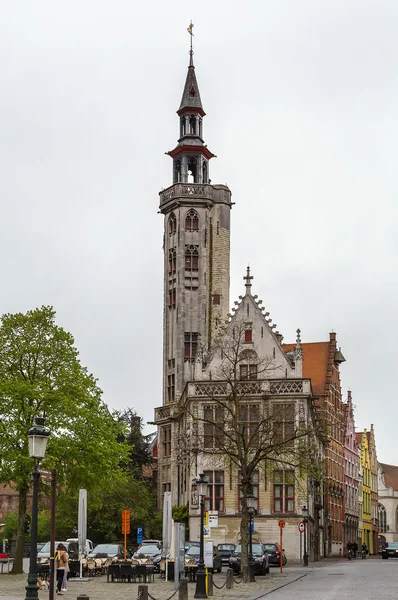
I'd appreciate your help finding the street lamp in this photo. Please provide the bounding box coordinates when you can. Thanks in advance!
[25,417,51,600]
[194,473,208,599]
[246,490,256,582]
[302,505,309,567]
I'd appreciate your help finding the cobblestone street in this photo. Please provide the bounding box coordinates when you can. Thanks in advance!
[0,568,306,600]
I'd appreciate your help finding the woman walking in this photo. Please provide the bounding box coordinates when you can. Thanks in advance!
[56,543,69,595]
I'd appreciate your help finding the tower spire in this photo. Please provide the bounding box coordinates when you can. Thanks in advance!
[187,20,194,67]
[244,265,253,292]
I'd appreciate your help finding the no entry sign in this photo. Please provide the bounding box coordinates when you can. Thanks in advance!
[298,521,305,533]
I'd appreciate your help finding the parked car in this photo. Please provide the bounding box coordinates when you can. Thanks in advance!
[133,542,162,559]
[38,541,78,560]
[382,542,398,559]
[186,544,222,573]
[229,543,270,575]
[88,543,127,559]
[66,538,94,555]
[263,543,287,566]
[185,541,200,553]
[217,543,235,565]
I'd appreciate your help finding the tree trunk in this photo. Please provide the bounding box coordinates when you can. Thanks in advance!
[240,503,249,573]
[12,486,28,574]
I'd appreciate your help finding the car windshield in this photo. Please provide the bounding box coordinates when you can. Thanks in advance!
[234,544,263,554]
[218,545,234,550]
[187,546,200,556]
[92,544,119,554]
[137,544,160,554]
[387,543,398,548]
[39,542,68,553]
[263,544,276,552]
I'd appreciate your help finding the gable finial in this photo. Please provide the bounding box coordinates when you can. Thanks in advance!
[187,21,194,66]
[244,265,253,292]
[295,328,303,360]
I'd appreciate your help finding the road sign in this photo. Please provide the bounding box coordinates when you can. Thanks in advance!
[298,521,305,533]
[122,509,131,534]
[203,525,211,539]
[208,511,218,528]
[278,520,286,528]
[137,527,143,544]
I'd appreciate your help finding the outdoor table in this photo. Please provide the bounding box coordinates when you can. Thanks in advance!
[107,563,137,583]
[135,563,154,583]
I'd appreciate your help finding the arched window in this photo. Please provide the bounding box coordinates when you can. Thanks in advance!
[202,161,208,184]
[174,160,181,183]
[185,209,199,231]
[199,119,202,138]
[169,213,177,235]
[239,350,258,380]
[168,248,176,273]
[379,504,387,533]
[180,117,186,137]
[188,157,198,183]
[185,245,199,271]
[189,115,196,134]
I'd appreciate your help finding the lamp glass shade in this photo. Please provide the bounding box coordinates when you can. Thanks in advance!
[302,505,309,517]
[196,474,208,497]
[28,433,49,459]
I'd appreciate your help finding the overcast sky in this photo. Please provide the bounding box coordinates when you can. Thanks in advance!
[1,1,397,463]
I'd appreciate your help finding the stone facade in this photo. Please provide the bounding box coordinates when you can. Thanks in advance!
[343,391,359,549]
[378,462,398,548]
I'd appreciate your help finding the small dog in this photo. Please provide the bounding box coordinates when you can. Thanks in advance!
[38,579,49,591]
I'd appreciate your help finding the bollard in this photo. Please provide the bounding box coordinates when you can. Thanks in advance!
[207,572,213,596]
[242,565,250,583]
[77,595,89,600]
[179,577,188,600]
[226,568,234,589]
[137,584,148,600]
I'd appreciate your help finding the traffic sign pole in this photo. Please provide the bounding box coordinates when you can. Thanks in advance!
[278,520,285,574]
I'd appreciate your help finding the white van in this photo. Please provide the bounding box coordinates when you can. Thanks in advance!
[66,538,94,555]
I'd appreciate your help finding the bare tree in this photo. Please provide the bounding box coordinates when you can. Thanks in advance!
[180,319,322,575]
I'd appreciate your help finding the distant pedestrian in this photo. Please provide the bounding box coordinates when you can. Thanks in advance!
[56,543,69,595]
[353,542,358,558]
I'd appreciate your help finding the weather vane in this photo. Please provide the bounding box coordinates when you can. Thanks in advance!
[187,21,194,61]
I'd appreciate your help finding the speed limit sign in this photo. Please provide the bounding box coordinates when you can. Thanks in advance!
[298,521,305,533]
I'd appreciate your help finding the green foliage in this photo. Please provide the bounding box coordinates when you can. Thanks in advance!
[172,504,189,538]
[0,306,130,570]
[3,511,18,540]
[37,511,51,542]
[116,408,154,479]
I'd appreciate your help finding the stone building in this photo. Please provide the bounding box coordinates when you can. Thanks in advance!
[356,431,372,551]
[343,391,359,550]
[284,335,346,556]
[154,43,326,561]
[367,426,379,554]
[378,462,398,548]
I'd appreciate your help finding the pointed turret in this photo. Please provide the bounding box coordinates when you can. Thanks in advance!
[178,51,205,117]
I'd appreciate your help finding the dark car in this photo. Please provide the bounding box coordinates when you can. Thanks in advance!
[382,542,398,559]
[185,541,200,553]
[229,543,269,575]
[217,544,235,565]
[263,543,287,566]
[186,544,222,573]
[88,543,127,559]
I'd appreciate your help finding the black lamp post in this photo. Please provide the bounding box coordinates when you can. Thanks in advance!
[25,417,51,600]
[246,490,256,582]
[194,473,208,599]
[302,505,309,567]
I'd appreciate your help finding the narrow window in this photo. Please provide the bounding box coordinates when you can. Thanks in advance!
[202,161,208,183]
[213,293,221,305]
[174,159,181,183]
[188,157,198,183]
[169,213,177,235]
[273,470,295,513]
[162,426,172,456]
[216,221,220,235]
[185,245,199,271]
[204,471,224,512]
[244,329,252,343]
[189,115,196,134]
[184,332,199,359]
[273,347,276,359]
[261,327,263,338]
[167,375,175,401]
[168,248,176,273]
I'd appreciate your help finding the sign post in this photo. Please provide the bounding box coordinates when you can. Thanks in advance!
[278,520,285,574]
[121,509,131,560]
[298,521,304,565]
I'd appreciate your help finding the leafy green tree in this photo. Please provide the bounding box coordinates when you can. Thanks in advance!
[172,504,189,538]
[3,511,18,541]
[0,306,129,572]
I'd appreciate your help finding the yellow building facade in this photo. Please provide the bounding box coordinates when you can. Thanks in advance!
[357,431,372,552]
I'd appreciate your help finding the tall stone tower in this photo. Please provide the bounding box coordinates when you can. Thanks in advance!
[159,42,232,408]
